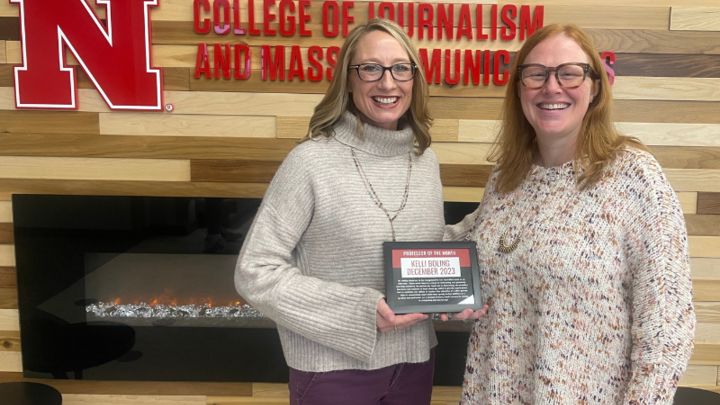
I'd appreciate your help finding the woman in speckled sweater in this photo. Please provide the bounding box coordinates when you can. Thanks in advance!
[446,24,695,404]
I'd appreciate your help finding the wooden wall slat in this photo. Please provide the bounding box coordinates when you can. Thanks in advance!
[0,224,12,244]
[0,330,18,351]
[616,123,720,147]
[652,147,720,169]
[677,192,697,215]
[698,193,720,215]
[504,0,719,5]
[694,280,720,302]
[99,114,276,138]
[62,394,206,405]
[671,7,720,31]
[0,133,298,161]
[0,39,5,63]
[0,179,269,200]
[614,100,720,124]
[614,54,720,78]
[440,164,493,187]
[0,245,14,267]
[0,157,191,182]
[613,77,720,102]
[691,344,720,365]
[665,169,720,192]
[0,287,16,309]
[458,120,498,143]
[191,160,281,183]
[586,29,720,55]
[276,117,459,141]
[433,143,492,164]
[686,215,720,236]
[696,323,720,344]
[691,258,720,280]
[163,67,191,91]
[0,110,99,134]
[0,202,10,221]
[0,17,18,41]
[689,236,720,259]
[679,365,720,385]
[0,351,21,372]
[443,186,484,203]
[0,310,17,331]
[0,267,15,288]
[695,302,720,323]
[165,91,323,117]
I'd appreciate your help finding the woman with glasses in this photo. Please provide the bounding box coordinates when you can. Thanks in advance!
[446,24,695,404]
[236,18,484,405]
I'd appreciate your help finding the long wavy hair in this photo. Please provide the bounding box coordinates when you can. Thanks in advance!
[489,24,648,193]
[302,18,433,155]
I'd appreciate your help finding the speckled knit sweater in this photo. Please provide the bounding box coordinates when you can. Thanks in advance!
[235,112,443,372]
[446,148,695,405]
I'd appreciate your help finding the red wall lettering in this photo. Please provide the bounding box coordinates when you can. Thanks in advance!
[12,0,163,110]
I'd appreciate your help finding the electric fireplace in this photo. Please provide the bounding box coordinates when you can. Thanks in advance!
[13,194,477,384]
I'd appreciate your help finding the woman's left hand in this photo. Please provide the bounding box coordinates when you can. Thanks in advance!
[439,305,489,322]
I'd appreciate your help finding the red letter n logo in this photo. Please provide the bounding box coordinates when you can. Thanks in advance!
[12,0,163,110]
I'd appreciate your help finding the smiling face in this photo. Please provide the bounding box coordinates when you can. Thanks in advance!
[519,34,599,148]
[348,30,414,131]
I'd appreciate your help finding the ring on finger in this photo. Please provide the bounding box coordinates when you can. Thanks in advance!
[394,325,399,331]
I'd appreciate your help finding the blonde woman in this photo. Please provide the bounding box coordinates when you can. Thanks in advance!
[235,19,484,405]
[447,24,695,404]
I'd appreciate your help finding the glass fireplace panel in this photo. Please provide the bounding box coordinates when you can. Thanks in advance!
[13,194,479,384]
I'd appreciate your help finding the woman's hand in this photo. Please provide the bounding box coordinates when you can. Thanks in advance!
[376,298,429,333]
[439,305,489,322]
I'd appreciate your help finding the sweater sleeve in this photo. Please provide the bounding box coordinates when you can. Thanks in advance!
[234,146,384,363]
[620,152,695,404]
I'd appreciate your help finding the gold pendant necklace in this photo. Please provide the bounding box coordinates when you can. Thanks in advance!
[498,227,521,254]
[351,148,412,241]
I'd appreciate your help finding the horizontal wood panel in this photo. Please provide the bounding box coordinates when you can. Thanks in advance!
[614,53,720,78]
[0,245,14,267]
[613,77,720,102]
[0,330,18,351]
[433,143,492,164]
[686,215,720,236]
[652,147,720,170]
[276,117,459,141]
[694,280,720,302]
[691,258,720,280]
[0,351,21,372]
[0,110,99,134]
[695,323,720,344]
[677,192,697,215]
[0,40,4,63]
[698,193,720,215]
[613,100,720,124]
[458,120,498,143]
[679,365,719,385]
[0,310,17,331]
[0,179,269,200]
[586,29,720,55]
[0,157,190,182]
[0,372,254,396]
[0,267,15,288]
[665,169,720,192]
[191,160,281,183]
[443,186,484,203]
[616,123,720,147]
[440,164,493,187]
[695,302,720,323]
[0,201,10,221]
[0,287,16,309]
[0,133,298,161]
[166,90,323,117]
[0,223,12,244]
[99,113,276,138]
[690,343,720,365]
[689,236,720,259]
[63,395,206,405]
[671,7,720,31]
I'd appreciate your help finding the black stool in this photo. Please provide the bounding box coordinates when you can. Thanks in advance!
[674,387,720,404]
[0,382,62,405]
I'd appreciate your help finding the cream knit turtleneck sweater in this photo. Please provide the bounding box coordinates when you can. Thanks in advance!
[235,112,444,372]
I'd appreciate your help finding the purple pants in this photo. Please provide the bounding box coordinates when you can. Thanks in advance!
[288,349,435,405]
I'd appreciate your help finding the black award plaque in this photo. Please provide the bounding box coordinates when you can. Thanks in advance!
[383,241,482,314]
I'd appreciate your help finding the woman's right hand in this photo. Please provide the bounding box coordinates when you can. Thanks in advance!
[376,298,429,333]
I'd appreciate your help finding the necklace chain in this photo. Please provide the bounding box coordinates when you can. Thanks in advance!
[351,148,412,241]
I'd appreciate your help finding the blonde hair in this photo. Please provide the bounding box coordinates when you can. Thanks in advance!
[489,24,648,193]
[303,18,433,154]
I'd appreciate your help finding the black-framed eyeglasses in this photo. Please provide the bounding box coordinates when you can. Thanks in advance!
[348,63,417,82]
[517,63,598,89]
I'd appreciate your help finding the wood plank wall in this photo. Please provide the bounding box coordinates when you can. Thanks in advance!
[1,0,720,403]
